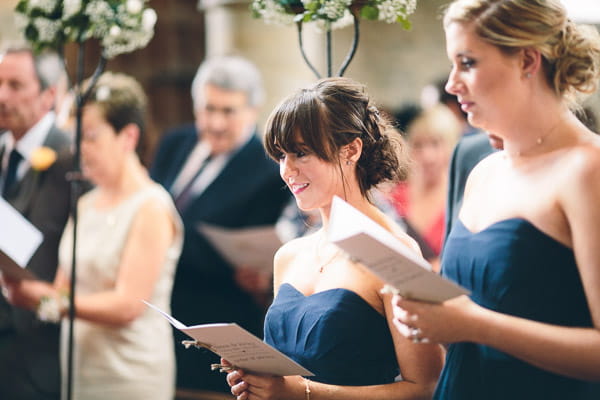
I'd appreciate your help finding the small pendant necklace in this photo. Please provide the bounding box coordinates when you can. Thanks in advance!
[315,232,341,273]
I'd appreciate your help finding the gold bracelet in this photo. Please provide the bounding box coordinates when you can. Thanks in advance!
[304,377,311,400]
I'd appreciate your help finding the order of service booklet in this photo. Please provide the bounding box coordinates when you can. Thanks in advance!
[144,301,314,377]
[0,197,42,279]
[328,196,469,303]
[197,223,282,273]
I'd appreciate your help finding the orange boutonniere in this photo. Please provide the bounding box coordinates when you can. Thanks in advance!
[30,146,57,172]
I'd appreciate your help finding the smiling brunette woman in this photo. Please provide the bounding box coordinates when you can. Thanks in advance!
[224,77,444,400]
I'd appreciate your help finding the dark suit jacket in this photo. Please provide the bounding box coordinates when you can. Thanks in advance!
[150,123,291,392]
[443,131,496,246]
[0,125,73,400]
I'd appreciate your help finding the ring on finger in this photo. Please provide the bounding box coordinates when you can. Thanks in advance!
[410,327,424,343]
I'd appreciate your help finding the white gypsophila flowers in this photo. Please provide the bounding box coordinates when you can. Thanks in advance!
[142,8,158,32]
[28,0,57,14]
[321,0,352,21]
[33,17,61,42]
[16,0,156,58]
[126,0,143,14]
[102,29,152,58]
[117,3,138,26]
[63,0,82,19]
[253,0,295,26]
[315,11,353,31]
[252,0,417,30]
[377,0,416,23]
[109,25,121,37]
[85,0,115,33]
[81,1,114,40]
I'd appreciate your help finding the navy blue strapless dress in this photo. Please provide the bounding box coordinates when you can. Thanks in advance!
[436,218,598,399]
[264,283,399,385]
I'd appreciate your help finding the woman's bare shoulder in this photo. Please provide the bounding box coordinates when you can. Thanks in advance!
[274,232,318,274]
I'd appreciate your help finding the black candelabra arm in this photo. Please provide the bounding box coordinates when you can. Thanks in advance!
[296,14,361,79]
[296,21,322,79]
[66,39,106,400]
[337,13,360,77]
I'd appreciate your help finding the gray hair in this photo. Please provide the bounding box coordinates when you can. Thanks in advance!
[35,51,66,91]
[191,55,265,110]
[0,41,65,91]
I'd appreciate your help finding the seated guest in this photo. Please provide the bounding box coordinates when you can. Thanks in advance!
[226,77,443,399]
[2,72,183,400]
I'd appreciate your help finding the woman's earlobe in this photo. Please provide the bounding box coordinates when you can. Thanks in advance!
[343,137,363,163]
[521,47,541,78]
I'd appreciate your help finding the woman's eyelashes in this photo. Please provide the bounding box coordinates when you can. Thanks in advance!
[278,149,309,161]
[459,57,476,70]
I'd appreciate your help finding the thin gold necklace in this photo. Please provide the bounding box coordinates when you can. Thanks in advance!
[315,231,342,273]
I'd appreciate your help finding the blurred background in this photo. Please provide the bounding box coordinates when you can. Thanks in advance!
[1,0,598,160]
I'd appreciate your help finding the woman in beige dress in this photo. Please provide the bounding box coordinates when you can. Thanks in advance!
[3,72,183,400]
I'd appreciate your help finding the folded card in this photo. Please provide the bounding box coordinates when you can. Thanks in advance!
[0,197,41,279]
[144,301,313,377]
[328,196,469,303]
[197,223,282,273]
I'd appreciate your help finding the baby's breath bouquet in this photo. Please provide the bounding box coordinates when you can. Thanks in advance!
[251,0,417,30]
[14,0,157,58]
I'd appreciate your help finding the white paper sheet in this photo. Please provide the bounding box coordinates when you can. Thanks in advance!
[328,196,469,303]
[144,301,314,377]
[0,197,42,279]
[197,223,282,273]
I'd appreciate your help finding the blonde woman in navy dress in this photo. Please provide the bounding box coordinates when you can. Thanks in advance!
[392,1,600,399]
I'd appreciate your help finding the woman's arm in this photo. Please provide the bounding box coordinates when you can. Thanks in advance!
[71,197,177,326]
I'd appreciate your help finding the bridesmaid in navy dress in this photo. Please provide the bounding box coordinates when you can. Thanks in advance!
[226,77,444,399]
[392,1,600,399]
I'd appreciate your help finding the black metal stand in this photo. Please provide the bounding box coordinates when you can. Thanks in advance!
[296,13,360,78]
[65,40,106,400]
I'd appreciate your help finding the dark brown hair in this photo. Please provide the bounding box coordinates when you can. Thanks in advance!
[85,72,149,160]
[264,77,408,197]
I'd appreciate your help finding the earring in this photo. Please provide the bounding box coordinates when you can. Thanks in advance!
[346,160,352,166]
[525,72,532,79]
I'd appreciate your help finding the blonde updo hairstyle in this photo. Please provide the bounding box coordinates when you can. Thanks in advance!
[264,77,408,199]
[443,0,600,106]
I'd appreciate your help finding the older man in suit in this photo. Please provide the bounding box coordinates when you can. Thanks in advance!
[150,55,291,396]
[0,45,72,400]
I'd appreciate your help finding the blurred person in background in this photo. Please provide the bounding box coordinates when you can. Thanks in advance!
[0,42,71,400]
[389,104,461,271]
